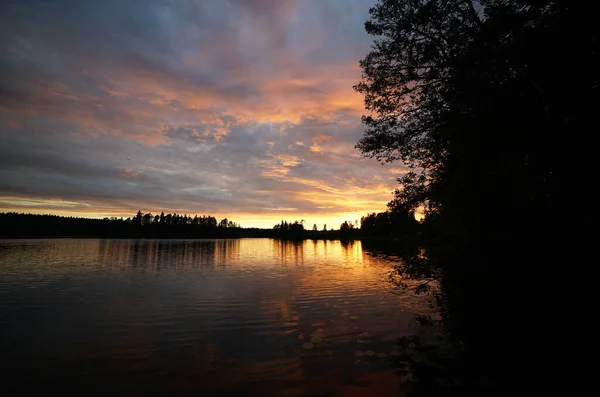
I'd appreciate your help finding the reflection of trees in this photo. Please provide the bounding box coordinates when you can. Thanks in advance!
[272,239,304,266]
[340,240,355,258]
[340,240,367,266]
[99,240,241,269]
[98,239,138,268]
[213,239,240,264]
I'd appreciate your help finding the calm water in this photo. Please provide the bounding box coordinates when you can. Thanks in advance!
[0,239,433,397]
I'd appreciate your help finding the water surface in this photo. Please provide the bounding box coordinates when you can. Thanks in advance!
[0,239,432,396]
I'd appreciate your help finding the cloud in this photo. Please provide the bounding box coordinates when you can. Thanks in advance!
[0,0,408,227]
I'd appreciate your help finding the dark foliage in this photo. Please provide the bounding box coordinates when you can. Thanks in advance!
[360,206,419,238]
[0,212,249,239]
[1,213,416,241]
[339,220,359,236]
[272,220,306,239]
[356,0,595,395]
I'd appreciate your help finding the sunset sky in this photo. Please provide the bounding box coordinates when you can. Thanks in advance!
[0,0,407,229]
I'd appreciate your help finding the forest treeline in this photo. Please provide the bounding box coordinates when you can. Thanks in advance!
[0,211,249,238]
[0,207,420,240]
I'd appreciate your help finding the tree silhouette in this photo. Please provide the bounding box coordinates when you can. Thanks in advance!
[340,221,352,231]
[355,0,596,395]
[133,210,143,227]
[0,211,249,238]
[272,219,306,239]
[142,213,152,226]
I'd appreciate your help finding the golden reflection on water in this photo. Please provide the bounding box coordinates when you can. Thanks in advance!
[0,238,430,396]
[269,239,368,267]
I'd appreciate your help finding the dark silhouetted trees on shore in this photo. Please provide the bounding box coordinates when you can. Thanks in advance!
[360,207,419,238]
[1,211,424,240]
[355,0,595,395]
[272,220,306,239]
[0,212,245,238]
[269,217,420,240]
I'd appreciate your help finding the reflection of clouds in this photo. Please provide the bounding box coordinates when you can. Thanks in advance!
[1,238,434,395]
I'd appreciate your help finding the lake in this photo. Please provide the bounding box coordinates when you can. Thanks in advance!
[0,238,434,397]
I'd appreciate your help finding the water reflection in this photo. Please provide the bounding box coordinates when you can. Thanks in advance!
[96,239,241,270]
[272,239,304,266]
[0,239,433,396]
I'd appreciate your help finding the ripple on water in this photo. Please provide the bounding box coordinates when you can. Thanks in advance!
[0,238,436,396]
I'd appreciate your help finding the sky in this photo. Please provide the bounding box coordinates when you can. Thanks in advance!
[0,0,407,229]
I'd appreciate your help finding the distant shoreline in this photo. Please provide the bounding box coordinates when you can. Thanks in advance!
[0,235,409,242]
[0,236,363,241]
[1,212,417,243]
